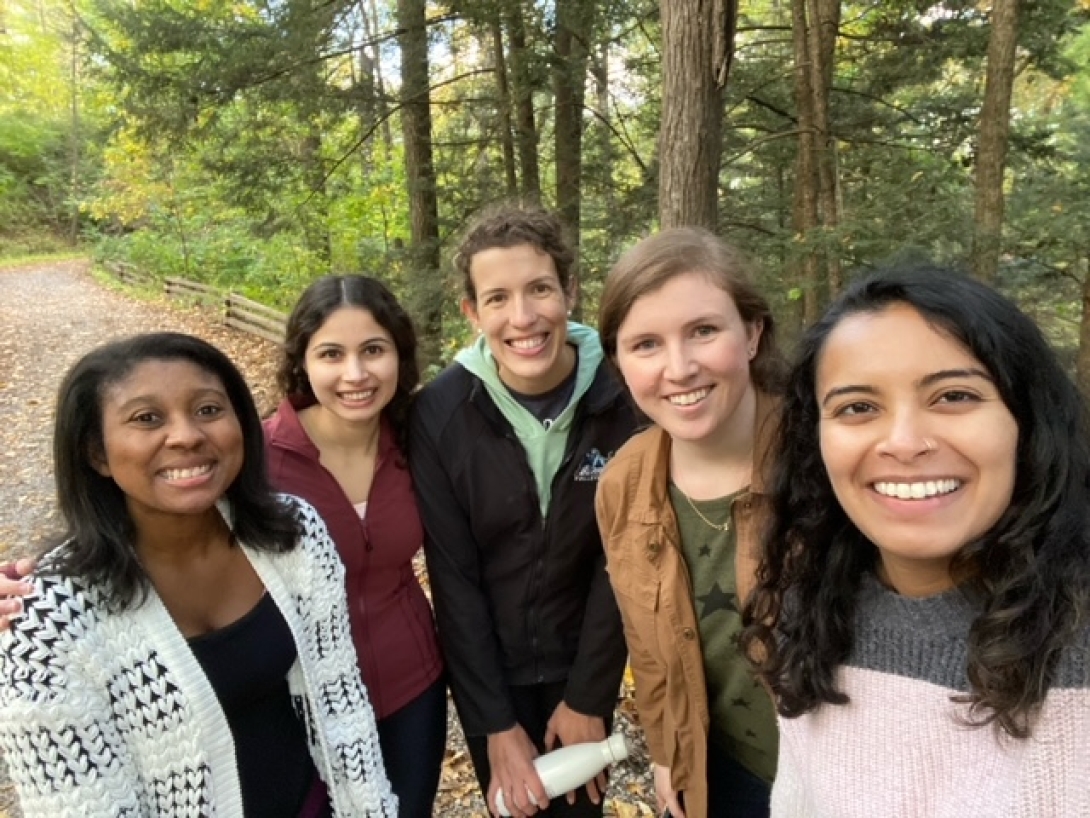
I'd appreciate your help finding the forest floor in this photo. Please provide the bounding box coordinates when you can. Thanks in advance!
[0,260,654,818]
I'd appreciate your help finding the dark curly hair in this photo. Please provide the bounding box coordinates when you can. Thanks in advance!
[51,332,300,611]
[454,204,576,302]
[277,275,419,453]
[741,263,1090,738]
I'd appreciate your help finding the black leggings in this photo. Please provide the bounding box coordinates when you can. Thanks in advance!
[706,739,771,818]
[377,675,448,818]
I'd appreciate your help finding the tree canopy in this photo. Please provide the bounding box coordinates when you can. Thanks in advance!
[3,0,1089,375]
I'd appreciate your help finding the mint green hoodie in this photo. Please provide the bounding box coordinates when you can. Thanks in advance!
[455,322,603,516]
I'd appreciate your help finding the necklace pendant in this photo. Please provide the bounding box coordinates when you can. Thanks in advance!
[682,490,732,534]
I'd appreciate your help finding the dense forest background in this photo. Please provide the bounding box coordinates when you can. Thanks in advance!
[4,0,1090,384]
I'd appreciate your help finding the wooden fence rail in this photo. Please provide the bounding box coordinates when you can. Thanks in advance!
[104,260,155,288]
[225,292,287,344]
[104,263,287,345]
[165,276,220,302]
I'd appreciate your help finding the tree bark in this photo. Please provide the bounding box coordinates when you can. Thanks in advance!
[491,18,518,196]
[68,9,80,245]
[590,41,614,214]
[971,0,1020,283]
[1078,259,1090,402]
[505,0,540,201]
[806,0,840,295]
[396,0,443,368]
[367,0,394,151]
[301,127,332,263]
[554,0,594,263]
[791,0,821,324]
[658,0,737,229]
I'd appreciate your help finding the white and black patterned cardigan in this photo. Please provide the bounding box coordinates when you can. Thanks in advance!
[0,498,398,818]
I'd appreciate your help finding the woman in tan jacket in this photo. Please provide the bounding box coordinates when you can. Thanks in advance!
[595,229,784,818]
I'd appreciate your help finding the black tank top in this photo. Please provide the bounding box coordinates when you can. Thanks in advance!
[189,593,318,817]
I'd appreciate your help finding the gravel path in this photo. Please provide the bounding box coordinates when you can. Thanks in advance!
[0,261,654,818]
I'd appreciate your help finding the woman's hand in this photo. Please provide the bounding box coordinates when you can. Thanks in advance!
[544,702,608,804]
[653,763,685,818]
[0,558,35,631]
[487,725,547,817]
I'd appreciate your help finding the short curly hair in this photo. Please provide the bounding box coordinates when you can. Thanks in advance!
[454,204,576,302]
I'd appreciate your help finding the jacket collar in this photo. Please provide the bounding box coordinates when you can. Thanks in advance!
[467,360,629,425]
[265,395,396,459]
[621,389,780,525]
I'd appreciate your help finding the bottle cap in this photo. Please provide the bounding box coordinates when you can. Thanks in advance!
[605,733,630,763]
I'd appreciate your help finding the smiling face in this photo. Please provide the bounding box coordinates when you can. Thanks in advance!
[462,243,575,395]
[94,359,244,527]
[303,306,399,428]
[615,271,761,447]
[816,304,1019,596]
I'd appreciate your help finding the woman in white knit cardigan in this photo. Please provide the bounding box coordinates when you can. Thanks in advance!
[0,332,396,818]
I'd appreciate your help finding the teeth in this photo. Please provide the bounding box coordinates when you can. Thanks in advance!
[341,389,377,401]
[668,388,710,407]
[873,479,961,500]
[161,465,212,481]
[510,336,546,350]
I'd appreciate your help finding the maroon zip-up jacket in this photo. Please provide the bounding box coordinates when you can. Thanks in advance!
[264,396,443,719]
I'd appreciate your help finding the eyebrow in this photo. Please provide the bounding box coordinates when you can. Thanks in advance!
[113,388,228,412]
[820,367,993,408]
[312,337,389,349]
[919,367,992,387]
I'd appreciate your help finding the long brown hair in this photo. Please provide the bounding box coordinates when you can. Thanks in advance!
[598,227,786,393]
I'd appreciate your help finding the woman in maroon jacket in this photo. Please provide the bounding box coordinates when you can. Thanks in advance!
[263,275,445,818]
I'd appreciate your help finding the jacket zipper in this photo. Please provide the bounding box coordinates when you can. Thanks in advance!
[528,409,584,682]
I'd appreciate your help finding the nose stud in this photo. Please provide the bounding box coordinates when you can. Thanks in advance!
[923,438,936,454]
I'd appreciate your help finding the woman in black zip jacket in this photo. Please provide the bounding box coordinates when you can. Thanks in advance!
[409,205,637,818]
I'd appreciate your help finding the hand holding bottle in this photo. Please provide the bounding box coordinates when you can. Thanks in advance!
[487,725,548,817]
[494,734,630,817]
[544,701,608,805]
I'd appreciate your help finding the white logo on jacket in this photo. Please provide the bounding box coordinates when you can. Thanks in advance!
[574,448,612,482]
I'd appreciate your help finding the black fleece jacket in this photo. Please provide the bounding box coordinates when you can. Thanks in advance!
[409,360,638,737]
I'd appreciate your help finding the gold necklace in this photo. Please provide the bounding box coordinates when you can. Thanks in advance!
[680,490,731,533]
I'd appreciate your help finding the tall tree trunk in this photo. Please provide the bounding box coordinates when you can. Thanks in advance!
[491,18,518,196]
[68,8,80,245]
[658,0,737,230]
[806,0,840,295]
[397,0,443,367]
[553,0,593,267]
[590,41,614,214]
[366,0,394,151]
[1078,258,1090,401]
[505,0,540,201]
[301,127,332,263]
[971,0,1020,283]
[791,0,821,325]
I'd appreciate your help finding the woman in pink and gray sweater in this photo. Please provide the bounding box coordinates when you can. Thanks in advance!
[742,264,1090,818]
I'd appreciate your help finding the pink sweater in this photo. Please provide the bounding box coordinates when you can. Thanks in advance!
[772,578,1090,817]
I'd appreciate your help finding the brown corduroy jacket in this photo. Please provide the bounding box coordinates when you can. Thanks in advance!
[594,392,779,818]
